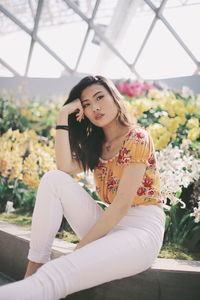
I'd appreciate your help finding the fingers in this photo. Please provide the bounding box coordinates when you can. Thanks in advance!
[76,113,84,122]
[65,99,84,122]
[76,107,85,122]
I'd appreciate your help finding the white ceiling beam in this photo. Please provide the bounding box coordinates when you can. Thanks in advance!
[0,57,21,76]
[25,0,44,77]
[0,3,73,76]
[144,0,199,68]
[63,0,141,79]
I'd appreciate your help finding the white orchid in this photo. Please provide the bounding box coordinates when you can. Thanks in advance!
[190,201,200,223]
[156,143,200,209]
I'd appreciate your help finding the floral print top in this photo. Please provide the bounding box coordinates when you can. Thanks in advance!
[93,125,163,206]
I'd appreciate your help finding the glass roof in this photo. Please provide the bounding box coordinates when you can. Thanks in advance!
[0,0,199,79]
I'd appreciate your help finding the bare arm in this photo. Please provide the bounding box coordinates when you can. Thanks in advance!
[55,99,85,176]
[75,162,146,250]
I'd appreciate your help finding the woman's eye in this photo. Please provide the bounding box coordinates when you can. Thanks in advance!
[83,103,89,109]
[82,96,103,108]
[97,95,104,100]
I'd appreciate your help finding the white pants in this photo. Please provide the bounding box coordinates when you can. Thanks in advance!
[0,170,165,300]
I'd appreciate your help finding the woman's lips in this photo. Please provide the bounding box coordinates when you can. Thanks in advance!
[95,114,104,120]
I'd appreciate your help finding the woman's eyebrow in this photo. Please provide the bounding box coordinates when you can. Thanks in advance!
[81,91,103,103]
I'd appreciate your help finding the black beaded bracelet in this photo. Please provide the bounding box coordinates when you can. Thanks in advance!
[56,125,69,130]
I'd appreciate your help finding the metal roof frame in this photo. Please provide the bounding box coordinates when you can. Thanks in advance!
[0,0,199,78]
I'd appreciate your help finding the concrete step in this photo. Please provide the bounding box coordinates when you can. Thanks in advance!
[0,221,200,300]
[0,272,14,286]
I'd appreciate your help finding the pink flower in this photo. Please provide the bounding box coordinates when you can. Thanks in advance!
[117,82,127,94]
[142,82,155,91]
[135,131,145,139]
[124,84,136,97]
[117,81,155,98]
[143,177,153,188]
[148,190,155,197]
[148,153,156,165]
[130,82,143,97]
[137,187,145,196]
[107,177,118,190]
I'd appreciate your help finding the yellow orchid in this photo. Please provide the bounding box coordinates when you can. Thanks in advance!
[186,104,196,114]
[186,118,199,129]
[187,127,200,141]
[0,128,56,188]
[23,172,40,188]
[155,131,171,150]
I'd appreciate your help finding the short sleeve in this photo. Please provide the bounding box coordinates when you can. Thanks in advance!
[117,127,153,167]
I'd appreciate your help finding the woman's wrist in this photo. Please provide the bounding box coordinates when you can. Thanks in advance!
[57,113,69,125]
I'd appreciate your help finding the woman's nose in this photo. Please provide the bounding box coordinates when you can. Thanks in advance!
[92,103,100,111]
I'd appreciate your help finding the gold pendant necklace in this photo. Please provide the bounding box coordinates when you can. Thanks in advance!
[104,127,131,152]
[105,144,111,152]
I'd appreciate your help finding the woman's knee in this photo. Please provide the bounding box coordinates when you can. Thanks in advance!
[40,169,72,185]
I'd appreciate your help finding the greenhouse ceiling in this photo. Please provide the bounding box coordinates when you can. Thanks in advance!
[0,0,199,80]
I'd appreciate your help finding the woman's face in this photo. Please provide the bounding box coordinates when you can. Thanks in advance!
[80,84,119,127]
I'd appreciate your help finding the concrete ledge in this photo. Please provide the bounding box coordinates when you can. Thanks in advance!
[0,221,75,280]
[0,221,200,300]
[0,272,14,286]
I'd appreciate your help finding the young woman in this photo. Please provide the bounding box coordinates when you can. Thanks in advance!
[0,75,165,299]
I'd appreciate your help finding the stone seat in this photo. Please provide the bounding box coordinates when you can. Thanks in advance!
[0,221,200,300]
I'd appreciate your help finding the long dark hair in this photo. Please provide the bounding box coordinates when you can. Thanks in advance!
[63,75,134,173]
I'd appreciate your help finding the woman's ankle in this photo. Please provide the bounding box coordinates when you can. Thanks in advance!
[24,260,43,278]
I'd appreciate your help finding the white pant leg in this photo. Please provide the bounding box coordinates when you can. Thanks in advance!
[0,205,165,300]
[28,170,104,263]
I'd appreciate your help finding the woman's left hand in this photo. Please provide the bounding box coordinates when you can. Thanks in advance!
[74,243,82,251]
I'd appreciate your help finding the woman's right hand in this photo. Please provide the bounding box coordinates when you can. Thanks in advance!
[58,98,84,123]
